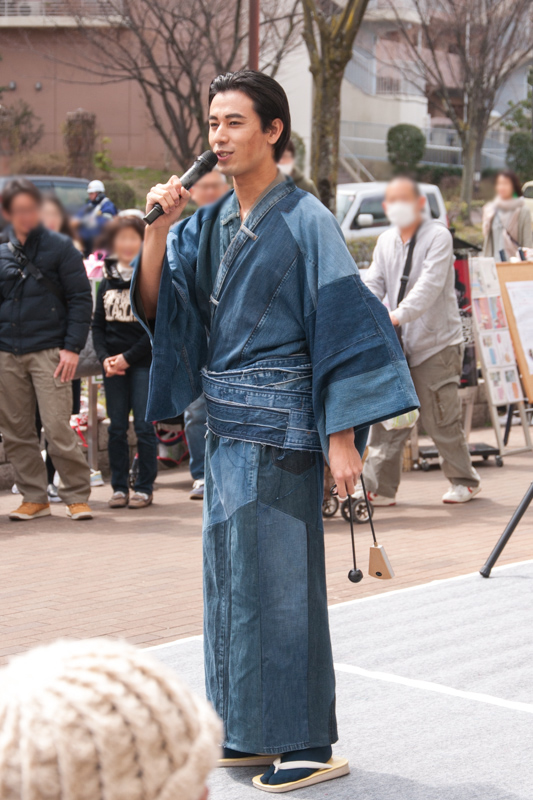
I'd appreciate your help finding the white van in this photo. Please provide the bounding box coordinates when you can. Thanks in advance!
[336,181,448,240]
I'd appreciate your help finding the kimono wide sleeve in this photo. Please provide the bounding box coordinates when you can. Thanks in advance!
[294,198,419,455]
[131,210,210,422]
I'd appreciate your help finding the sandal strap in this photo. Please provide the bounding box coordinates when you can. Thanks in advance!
[273,758,332,773]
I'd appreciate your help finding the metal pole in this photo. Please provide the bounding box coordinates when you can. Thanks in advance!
[480,482,533,578]
[249,0,260,70]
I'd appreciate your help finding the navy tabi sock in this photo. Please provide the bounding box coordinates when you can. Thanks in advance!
[260,745,333,785]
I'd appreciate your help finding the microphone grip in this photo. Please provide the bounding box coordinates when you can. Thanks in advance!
[143,203,164,225]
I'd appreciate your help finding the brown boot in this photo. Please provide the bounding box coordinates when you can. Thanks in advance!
[9,502,51,521]
[66,503,93,520]
[128,492,153,509]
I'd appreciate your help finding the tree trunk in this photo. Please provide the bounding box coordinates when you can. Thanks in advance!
[460,131,477,220]
[310,61,343,214]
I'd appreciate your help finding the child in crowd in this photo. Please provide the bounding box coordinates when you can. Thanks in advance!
[0,638,222,800]
[92,216,157,509]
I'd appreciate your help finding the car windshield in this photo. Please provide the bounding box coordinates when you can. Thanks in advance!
[523,185,533,199]
[336,193,355,224]
[53,183,89,212]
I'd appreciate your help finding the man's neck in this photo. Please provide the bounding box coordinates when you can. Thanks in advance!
[14,229,28,246]
[233,161,279,221]
[399,219,422,244]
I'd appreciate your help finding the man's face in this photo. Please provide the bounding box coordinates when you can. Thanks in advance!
[88,192,99,202]
[208,90,282,178]
[4,193,41,237]
[189,171,229,208]
[383,179,425,230]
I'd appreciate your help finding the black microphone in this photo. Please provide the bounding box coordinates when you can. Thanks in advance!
[143,150,219,225]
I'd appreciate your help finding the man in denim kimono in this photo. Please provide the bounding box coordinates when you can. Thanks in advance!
[134,70,418,792]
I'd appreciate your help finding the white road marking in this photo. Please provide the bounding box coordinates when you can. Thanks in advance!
[145,558,533,653]
[334,662,533,714]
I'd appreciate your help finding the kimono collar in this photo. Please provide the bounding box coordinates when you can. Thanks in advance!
[220,170,293,232]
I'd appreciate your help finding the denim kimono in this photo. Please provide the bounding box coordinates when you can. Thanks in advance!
[133,178,418,754]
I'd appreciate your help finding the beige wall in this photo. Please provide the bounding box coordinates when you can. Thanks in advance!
[0,28,169,169]
[341,80,429,129]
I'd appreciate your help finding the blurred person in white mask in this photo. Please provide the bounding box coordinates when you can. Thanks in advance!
[362,176,480,505]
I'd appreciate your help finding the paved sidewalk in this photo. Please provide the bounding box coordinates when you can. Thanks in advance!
[0,429,531,664]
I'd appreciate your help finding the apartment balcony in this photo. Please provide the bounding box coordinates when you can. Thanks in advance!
[0,0,124,25]
[345,46,425,98]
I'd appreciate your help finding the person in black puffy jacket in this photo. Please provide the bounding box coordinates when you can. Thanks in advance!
[0,179,93,522]
[92,215,157,510]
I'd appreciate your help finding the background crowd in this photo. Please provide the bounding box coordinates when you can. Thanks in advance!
[0,156,529,522]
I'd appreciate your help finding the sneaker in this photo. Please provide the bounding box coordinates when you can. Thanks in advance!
[190,479,205,500]
[442,484,482,504]
[128,492,153,509]
[47,483,62,504]
[90,469,105,487]
[66,503,93,520]
[367,491,396,507]
[9,502,51,521]
[108,491,129,508]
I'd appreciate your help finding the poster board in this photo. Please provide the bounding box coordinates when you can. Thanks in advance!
[470,258,523,405]
[469,257,532,458]
[495,262,533,404]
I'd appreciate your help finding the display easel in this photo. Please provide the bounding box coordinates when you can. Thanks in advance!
[470,257,532,459]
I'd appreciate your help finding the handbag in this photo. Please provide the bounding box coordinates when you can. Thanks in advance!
[74,329,102,379]
[7,241,101,378]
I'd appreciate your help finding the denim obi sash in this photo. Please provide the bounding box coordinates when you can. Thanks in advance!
[202,356,322,451]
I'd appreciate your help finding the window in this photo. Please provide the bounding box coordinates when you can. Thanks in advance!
[336,193,355,225]
[523,185,533,199]
[350,194,388,229]
[53,181,89,213]
[425,192,440,219]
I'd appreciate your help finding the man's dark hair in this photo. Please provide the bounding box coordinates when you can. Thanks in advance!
[208,70,291,162]
[284,140,296,157]
[496,169,523,197]
[1,178,42,212]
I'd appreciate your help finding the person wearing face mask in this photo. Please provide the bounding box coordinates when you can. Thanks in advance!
[482,169,532,259]
[363,176,481,505]
[277,139,319,197]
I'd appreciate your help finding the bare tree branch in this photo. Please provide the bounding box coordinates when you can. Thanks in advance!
[383,0,533,208]
[19,0,302,170]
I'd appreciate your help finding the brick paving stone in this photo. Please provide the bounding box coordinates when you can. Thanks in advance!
[0,428,531,664]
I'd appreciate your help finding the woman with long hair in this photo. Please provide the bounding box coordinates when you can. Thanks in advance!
[482,169,532,259]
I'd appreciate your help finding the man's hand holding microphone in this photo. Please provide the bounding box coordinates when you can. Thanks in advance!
[138,152,218,318]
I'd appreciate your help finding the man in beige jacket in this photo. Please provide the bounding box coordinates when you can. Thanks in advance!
[363,177,480,505]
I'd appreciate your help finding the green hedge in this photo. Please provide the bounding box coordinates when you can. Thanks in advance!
[104,180,137,210]
[346,237,378,268]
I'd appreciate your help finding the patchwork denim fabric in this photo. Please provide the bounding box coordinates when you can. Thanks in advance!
[131,180,419,456]
[203,432,337,754]
[202,356,321,451]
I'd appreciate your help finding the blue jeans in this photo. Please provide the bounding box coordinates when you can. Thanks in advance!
[203,432,337,753]
[184,394,207,481]
[104,367,157,495]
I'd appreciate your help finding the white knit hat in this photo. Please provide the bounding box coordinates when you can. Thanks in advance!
[0,639,222,800]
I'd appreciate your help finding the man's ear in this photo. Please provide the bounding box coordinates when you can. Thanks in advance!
[199,787,209,800]
[267,118,284,147]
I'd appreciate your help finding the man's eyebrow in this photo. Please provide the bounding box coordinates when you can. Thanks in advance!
[208,112,246,120]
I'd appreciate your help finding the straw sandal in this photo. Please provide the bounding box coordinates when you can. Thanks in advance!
[252,756,350,792]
